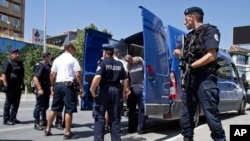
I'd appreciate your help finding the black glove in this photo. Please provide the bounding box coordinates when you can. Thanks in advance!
[2,86,8,92]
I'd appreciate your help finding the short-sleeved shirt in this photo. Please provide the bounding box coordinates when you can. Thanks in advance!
[51,52,81,82]
[34,62,51,85]
[2,60,24,86]
[96,57,127,86]
[127,57,144,87]
[202,25,220,51]
[114,56,128,72]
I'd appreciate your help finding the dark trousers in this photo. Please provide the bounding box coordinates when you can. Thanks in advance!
[180,74,226,141]
[3,88,22,123]
[33,87,50,120]
[93,86,121,141]
[127,86,145,133]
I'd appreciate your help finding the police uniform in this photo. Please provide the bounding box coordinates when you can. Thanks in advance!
[2,49,24,125]
[126,56,145,134]
[92,44,127,141]
[33,52,51,130]
[179,7,226,141]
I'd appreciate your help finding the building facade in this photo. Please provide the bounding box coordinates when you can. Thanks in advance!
[229,45,250,82]
[0,0,25,38]
[46,29,81,48]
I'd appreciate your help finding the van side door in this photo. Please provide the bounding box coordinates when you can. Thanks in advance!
[140,6,170,115]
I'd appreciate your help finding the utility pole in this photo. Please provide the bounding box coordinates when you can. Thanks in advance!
[43,0,47,53]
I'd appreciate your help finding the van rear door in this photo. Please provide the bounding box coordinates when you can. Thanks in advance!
[140,6,170,116]
[81,29,111,110]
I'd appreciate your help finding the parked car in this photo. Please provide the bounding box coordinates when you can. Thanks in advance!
[81,6,247,126]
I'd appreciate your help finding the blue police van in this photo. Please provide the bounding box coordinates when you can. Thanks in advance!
[81,6,247,125]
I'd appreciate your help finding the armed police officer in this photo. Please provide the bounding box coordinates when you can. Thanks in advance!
[2,49,24,125]
[173,7,226,141]
[90,44,130,141]
[32,52,52,130]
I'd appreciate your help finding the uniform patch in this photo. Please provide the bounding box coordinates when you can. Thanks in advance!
[214,34,219,41]
[96,66,100,71]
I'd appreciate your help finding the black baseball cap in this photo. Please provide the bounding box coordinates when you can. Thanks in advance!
[42,52,51,58]
[184,6,204,16]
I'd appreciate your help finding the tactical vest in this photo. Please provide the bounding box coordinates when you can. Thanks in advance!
[183,24,219,73]
[7,60,24,86]
[35,61,51,85]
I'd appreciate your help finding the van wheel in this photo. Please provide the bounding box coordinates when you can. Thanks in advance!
[238,98,246,115]
[194,105,200,127]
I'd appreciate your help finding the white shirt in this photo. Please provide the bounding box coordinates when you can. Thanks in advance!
[114,56,128,72]
[51,52,81,82]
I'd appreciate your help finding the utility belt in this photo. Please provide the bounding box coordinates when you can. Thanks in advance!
[191,63,220,75]
[56,81,74,87]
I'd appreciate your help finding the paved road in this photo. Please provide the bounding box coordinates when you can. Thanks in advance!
[0,93,249,141]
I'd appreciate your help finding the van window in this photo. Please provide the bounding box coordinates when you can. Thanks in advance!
[217,58,231,80]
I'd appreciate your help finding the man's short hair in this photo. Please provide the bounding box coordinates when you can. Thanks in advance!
[64,42,75,50]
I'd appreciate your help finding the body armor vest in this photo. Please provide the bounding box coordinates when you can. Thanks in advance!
[183,24,219,73]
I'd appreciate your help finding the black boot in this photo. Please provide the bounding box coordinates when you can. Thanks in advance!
[34,119,44,130]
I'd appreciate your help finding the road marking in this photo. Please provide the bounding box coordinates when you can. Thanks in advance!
[0,125,33,132]
[0,108,34,112]
[165,124,206,141]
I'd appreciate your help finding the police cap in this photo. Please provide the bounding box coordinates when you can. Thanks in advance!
[102,44,114,51]
[42,52,51,58]
[10,48,20,54]
[184,6,204,16]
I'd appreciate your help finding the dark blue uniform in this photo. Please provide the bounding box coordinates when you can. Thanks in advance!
[2,60,24,124]
[180,25,226,141]
[33,62,51,125]
[93,56,127,141]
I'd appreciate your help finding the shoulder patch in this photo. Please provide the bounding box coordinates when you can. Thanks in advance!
[96,66,100,71]
[214,34,219,41]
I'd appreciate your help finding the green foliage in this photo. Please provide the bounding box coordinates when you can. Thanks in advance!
[0,23,110,93]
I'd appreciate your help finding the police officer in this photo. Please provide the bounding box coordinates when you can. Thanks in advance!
[173,7,226,141]
[124,54,145,134]
[33,52,51,130]
[90,44,130,141]
[44,42,84,140]
[2,49,24,125]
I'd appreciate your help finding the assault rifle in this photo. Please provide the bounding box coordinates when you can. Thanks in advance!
[179,34,194,92]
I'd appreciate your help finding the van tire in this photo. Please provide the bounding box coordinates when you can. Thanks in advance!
[194,104,200,127]
[237,98,246,115]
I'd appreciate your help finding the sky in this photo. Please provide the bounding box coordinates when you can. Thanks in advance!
[25,0,250,49]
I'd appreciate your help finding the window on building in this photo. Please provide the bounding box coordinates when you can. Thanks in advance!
[0,0,9,7]
[13,4,20,12]
[0,14,8,22]
[13,18,20,27]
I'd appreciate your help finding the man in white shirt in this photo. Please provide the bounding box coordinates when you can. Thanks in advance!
[44,42,84,140]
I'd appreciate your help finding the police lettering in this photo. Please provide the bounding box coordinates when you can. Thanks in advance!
[105,65,121,71]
